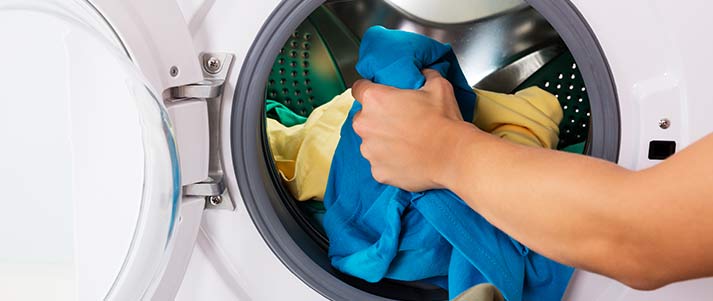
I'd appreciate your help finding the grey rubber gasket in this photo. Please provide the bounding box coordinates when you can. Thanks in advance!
[231,1,620,300]
[526,0,621,161]
[232,2,413,300]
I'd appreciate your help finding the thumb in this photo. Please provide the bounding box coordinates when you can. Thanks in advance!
[422,68,443,82]
[352,79,399,106]
[420,69,449,92]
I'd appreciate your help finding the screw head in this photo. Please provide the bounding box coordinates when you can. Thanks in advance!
[207,195,223,206]
[169,66,179,77]
[205,57,222,74]
[659,118,671,129]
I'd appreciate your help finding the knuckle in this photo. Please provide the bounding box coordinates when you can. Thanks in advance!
[353,80,377,105]
[424,77,455,98]
[359,143,370,157]
[360,86,378,104]
[431,76,449,87]
[353,114,369,137]
[352,110,361,122]
[352,79,367,94]
[353,118,364,136]
[437,78,454,94]
[371,168,386,183]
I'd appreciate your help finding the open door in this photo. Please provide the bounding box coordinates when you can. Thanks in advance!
[0,0,209,299]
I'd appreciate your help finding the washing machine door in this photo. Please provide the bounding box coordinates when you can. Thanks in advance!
[0,0,206,300]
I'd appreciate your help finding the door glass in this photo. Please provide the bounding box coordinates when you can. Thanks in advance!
[0,1,180,300]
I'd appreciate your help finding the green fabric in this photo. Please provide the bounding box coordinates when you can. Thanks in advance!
[562,142,585,154]
[266,99,307,127]
[299,200,326,231]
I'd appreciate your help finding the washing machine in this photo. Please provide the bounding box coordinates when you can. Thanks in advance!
[1,0,712,300]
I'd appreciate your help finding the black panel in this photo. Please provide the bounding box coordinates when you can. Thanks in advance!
[648,140,676,160]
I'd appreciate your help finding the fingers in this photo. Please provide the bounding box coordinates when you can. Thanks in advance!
[351,79,372,104]
[353,110,364,136]
[352,79,378,105]
[355,70,446,100]
[421,68,443,83]
[421,69,455,99]
[352,79,400,106]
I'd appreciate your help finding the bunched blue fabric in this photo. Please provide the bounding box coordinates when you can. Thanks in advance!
[322,26,573,300]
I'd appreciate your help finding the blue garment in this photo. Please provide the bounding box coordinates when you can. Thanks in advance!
[322,26,573,300]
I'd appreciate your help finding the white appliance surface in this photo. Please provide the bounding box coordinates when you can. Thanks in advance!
[1,0,712,300]
[178,0,713,300]
[176,0,325,299]
[564,0,713,299]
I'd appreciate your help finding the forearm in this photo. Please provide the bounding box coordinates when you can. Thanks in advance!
[438,124,713,289]
[350,71,713,288]
[443,125,633,270]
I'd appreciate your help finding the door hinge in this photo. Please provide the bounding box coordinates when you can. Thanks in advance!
[170,79,224,99]
[184,176,233,210]
[168,52,234,100]
[178,52,236,211]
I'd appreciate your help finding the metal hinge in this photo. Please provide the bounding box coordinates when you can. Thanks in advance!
[181,52,236,210]
[169,52,234,100]
[184,177,224,197]
[170,79,224,99]
[184,176,233,209]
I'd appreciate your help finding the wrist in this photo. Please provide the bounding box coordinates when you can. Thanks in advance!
[432,120,481,190]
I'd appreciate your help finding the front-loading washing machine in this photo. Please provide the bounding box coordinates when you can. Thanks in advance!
[1,0,712,300]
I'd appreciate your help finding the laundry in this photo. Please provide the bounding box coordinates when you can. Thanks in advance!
[266,99,307,127]
[562,141,586,154]
[474,87,562,149]
[322,26,573,301]
[266,90,354,201]
[266,86,562,202]
[298,200,327,228]
[453,283,505,301]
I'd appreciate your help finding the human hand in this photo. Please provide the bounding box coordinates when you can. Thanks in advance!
[352,69,478,192]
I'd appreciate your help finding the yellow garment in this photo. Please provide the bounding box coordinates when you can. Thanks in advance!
[267,89,354,201]
[266,87,563,201]
[474,87,563,149]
